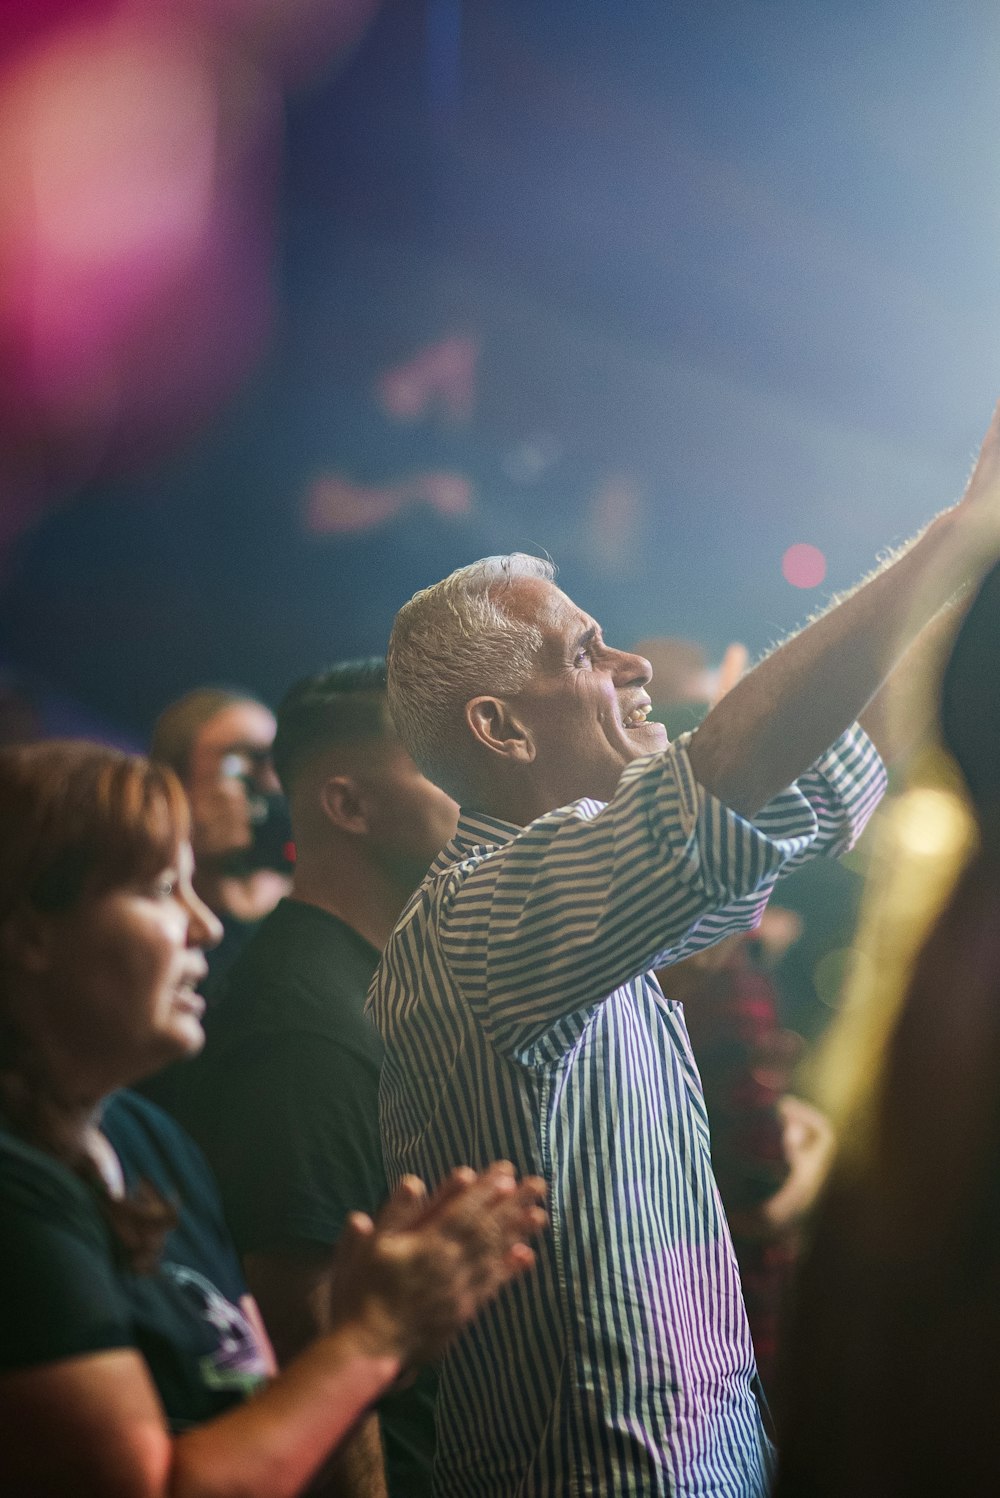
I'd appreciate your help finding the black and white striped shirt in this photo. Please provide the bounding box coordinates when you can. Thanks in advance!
[369,727,885,1497]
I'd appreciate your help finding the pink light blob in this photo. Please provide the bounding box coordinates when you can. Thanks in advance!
[304,470,474,536]
[781,542,827,590]
[0,5,279,480]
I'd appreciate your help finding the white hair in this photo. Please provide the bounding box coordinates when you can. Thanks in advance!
[387,553,555,801]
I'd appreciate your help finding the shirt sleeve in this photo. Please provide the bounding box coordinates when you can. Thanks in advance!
[437,724,885,1059]
[0,1164,132,1372]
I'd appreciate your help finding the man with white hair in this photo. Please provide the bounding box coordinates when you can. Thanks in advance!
[368,405,1000,1497]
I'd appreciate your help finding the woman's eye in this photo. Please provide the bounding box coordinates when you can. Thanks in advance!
[153,877,177,898]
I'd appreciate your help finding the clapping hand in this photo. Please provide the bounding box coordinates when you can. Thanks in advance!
[328,1164,548,1366]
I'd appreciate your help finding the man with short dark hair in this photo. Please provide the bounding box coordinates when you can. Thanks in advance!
[175,660,458,1498]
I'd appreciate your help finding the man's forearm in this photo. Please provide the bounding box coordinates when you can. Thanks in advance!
[687,506,981,817]
[308,1412,389,1498]
[246,1248,391,1498]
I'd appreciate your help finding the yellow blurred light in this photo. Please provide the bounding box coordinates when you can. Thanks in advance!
[894,785,971,860]
[813,947,874,1011]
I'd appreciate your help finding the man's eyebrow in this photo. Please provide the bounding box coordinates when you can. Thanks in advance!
[572,625,599,653]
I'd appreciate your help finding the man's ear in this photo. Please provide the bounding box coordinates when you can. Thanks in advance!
[465,697,535,765]
[0,904,55,975]
[320,775,370,836]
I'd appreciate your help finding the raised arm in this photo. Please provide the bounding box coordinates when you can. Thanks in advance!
[688,402,1000,816]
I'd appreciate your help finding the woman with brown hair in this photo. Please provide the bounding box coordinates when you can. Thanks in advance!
[0,739,545,1498]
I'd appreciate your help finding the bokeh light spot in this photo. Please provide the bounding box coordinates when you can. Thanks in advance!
[896,787,970,860]
[782,542,827,589]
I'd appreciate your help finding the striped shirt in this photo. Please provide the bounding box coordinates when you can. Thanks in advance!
[368,727,885,1497]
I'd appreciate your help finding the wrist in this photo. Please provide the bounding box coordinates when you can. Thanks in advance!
[897,506,991,619]
[933,497,1000,573]
[332,1297,413,1368]
[322,1317,406,1393]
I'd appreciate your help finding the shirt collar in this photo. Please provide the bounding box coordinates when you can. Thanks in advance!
[429,808,522,873]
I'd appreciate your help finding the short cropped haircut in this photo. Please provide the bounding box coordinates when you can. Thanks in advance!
[272,659,391,795]
[387,553,555,800]
[151,687,265,780]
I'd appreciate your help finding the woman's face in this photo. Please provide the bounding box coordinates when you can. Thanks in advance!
[30,841,222,1093]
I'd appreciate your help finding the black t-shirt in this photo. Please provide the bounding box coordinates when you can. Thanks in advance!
[0,1091,270,1432]
[173,897,436,1497]
[176,899,387,1252]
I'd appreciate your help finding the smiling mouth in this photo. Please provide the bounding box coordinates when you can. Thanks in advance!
[623,705,652,728]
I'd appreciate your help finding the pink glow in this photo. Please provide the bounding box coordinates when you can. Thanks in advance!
[190,0,382,86]
[781,542,827,589]
[0,0,381,558]
[0,5,281,485]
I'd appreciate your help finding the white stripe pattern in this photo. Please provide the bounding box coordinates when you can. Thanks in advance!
[368,727,885,1497]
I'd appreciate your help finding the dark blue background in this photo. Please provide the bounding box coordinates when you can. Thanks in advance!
[3,0,997,735]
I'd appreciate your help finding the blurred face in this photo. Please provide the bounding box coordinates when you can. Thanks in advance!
[360,739,459,885]
[185,701,280,860]
[29,842,222,1094]
[499,576,668,808]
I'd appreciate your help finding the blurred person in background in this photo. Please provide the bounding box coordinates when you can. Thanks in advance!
[0,739,546,1498]
[151,687,294,990]
[774,554,1000,1497]
[664,913,833,1395]
[175,661,459,1498]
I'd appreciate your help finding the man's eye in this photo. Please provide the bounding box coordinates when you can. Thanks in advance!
[153,877,177,898]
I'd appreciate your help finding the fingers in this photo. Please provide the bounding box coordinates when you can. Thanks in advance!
[413,1164,488,1227]
[376,1175,431,1233]
[434,1166,546,1245]
[379,1164,547,1269]
[342,1164,548,1365]
[713,642,749,705]
[326,1210,377,1288]
[777,1094,834,1157]
[430,1169,548,1308]
[500,1241,537,1284]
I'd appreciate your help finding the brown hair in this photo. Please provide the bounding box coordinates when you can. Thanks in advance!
[0,741,190,1271]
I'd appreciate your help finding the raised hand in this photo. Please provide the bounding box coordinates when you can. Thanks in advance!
[712,642,750,706]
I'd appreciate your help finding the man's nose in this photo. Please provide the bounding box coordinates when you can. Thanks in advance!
[609,647,652,686]
[251,757,282,796]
